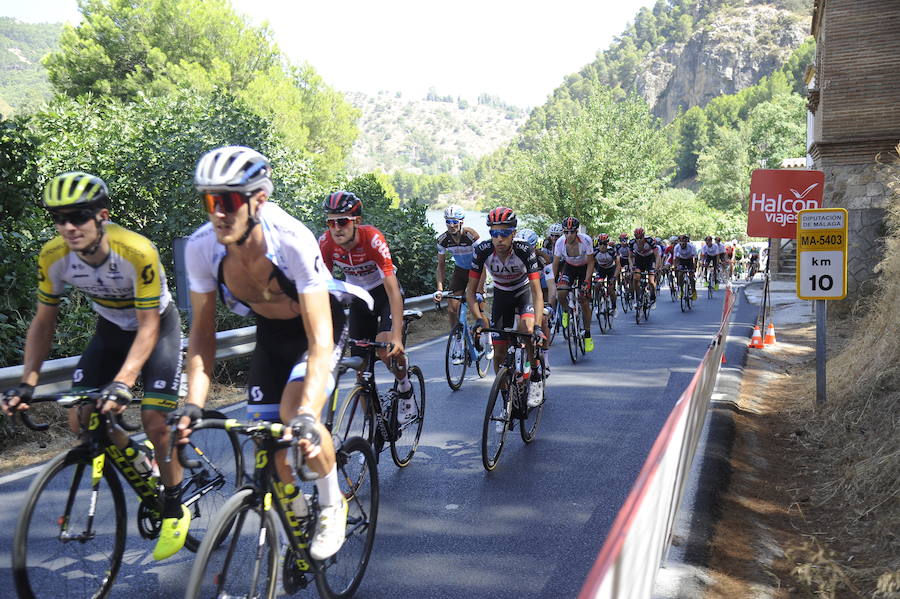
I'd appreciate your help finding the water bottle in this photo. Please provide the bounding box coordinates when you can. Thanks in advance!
[125,441,156,480]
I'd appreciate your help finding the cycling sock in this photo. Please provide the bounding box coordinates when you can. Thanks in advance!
[396,377,411,393]
[161,484,183,518]
[315,465,341,507]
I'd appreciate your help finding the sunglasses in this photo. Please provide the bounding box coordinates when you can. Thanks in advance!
[202,191,253,214]
[326,216,356,228]
[489,228,515,238]
[49,208,96,226]
[445,219,462,225]
[564,229,578,234]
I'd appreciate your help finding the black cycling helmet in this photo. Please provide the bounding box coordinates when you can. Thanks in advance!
[562,216,580,231]
[323,190,362,217]
[486,206,517,227]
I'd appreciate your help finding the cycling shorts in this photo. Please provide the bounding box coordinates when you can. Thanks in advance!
[558,263,588,288]
[349,283,394,359]
[72,303,182,412]
[632,254,656,273]
[490,285,534,338]
[703,255,718,266]
[246,299,345,421]
[676,258,695,271]
[448,265,468,294]
[595,266,616,281]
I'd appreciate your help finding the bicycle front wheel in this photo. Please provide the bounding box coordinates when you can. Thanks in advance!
[391,364,426,467]
[520,357,545,444]
[185,488,278,599]
[481,368,512,471]
[334,386,375,448]
[13,449,127,599]
[315,436,379,599]
[444,323,467,390]
[595,288,607,334]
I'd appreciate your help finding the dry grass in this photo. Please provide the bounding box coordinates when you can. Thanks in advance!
[782,145,900,597]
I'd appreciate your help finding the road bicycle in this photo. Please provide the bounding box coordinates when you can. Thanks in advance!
[479,327,546,471]
[591,275,615,334]
[562,282,586,363]
[548,301,562,345]
[617,269,634,313]
[333,311,426,468]
[184,417,377,599]
[634,272,653,324]
[706,262,718,299]
[11,390,242,599]
[442,295,489,390]
[665,266,677,302]
[677,267,696,312]
[746,259,759,281]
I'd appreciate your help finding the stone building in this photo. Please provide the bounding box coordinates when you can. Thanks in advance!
[807,0,900,314]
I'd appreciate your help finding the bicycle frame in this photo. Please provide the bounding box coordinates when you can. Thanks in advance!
[446,295,487,364]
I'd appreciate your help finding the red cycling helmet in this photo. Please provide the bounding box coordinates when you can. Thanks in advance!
[323,190,362,216]
[597,233,610,243]
[562,216,580,231]
[634,227,645,238]
[486,206,517,227]
[619,233,628,241]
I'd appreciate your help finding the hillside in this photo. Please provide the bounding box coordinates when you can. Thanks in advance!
[0,18,61,115]
[347,91,527,177]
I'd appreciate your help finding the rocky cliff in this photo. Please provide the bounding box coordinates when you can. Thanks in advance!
[636,4,810,122]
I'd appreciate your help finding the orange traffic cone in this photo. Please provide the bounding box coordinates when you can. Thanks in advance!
[764,322,777,346]
[748,326,764,348]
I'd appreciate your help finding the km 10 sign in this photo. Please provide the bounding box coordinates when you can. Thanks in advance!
[747,169,824,238]
[796,208,848,300]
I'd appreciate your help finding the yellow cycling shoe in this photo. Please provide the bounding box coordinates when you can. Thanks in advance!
[561,312,569,328]
[153,504,190,561]
[584,337,594,352]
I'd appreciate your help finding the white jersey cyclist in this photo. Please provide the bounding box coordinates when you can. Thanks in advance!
[38,222,172,330]
[553,232,594,266]
[673,243,698,260]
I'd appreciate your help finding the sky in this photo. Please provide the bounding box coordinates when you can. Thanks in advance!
[5,0,657,108]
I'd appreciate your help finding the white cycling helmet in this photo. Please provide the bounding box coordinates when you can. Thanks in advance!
[548,223,563,236]
[515,228,539,247]
[443,204,465,220]
[195,146,273,195]
[669,235,678,243]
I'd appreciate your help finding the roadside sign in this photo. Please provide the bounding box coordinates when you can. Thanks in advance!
[747,169,824,238]
[796,208,848,300]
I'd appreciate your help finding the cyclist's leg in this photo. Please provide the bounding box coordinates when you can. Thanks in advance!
[489,288,518,373]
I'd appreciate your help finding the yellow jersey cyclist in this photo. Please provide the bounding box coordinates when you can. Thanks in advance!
[467,207,545,408]
[1,172,187,560]
[552,216,595,352]
[172,147,371,561]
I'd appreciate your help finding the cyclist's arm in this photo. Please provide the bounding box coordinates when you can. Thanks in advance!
[112,307,160,388]
[436,251,446,293]
[291,288,333,416]
[552,255,561,281]
[529,277,544,328]
[383,273,405,356]
[476,269,487,296]
[20,301,59,388]
[466,274,487,327]
[584,258,594,289]
[184,289,218,409]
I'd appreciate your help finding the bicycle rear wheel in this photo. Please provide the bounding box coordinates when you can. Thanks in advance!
[182,409,244,552]
[595,288,607,334]
[334,386,375,448]
[185,488,278,599]
[390,365,426,467]
[520,356,545,444]
[481,368,512,471]
[13,449,127,599]
[315,436,379,599]
[444,324,467,391]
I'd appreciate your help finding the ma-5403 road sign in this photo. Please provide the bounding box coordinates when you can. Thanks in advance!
[796,208,848,300]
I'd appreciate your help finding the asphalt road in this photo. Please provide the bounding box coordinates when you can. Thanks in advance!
[0,281,736,598]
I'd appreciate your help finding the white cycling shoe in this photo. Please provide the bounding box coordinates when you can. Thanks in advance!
[310,497,348,561]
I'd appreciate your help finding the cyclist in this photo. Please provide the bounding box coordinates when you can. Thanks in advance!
[175,147,367,561]
[724,242,735,281]
[318,191,417,422]
[433,205,491,359]
[747,245,761,279]
[592,233,621,313]
[733,242,745,278]
[516,228,552,355]
[660,236,676,287]
[615,233,631,293]
[541,223,563,313]
[673,234,698,299]
[552,216,595,352]
[699,236,719,289]
[467,207,544,408]
[628,227,660,305]
[1,172,186,561]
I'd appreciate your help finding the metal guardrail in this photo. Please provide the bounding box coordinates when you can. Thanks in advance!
[0,290,482,393]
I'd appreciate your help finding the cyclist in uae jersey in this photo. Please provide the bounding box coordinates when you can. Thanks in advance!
[177,147,370,562]
[593,233,621,312]
[1,172,186,561]
[318,191,418,422]
[467,207,545,408]
[552,216,595,352]
[628,227,660,303]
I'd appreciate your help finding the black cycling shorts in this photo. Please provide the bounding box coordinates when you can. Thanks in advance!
[595,266,616,281]
[447,265,469,294]
[348,284,394,359]
[246,298,345,422]
[72,303,182,412]
[703,254,718,266]
[632,254,656,273]
[558,263,588,288]
[490,285,534,338]
[676,258,695,270]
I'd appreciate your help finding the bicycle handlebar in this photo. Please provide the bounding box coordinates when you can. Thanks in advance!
[22,392,140,432]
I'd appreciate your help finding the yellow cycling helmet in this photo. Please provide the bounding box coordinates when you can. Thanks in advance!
[43,172,109,210]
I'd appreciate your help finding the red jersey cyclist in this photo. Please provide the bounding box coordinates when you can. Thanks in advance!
[552,216,595,352]
[318,191,418,423]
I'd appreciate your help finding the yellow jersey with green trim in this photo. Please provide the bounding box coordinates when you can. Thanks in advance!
[37,223,171,331]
